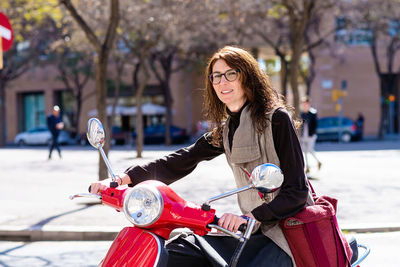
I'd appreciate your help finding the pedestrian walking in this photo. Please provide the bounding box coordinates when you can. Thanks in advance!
[300,97,322,174]
[356,112,364,140]
[90,46,313,266]
[47,105,64,159]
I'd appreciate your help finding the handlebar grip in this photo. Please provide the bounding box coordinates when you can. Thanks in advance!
[238,223,247,232]
[88,180,118,193]
[211,216,247,232]
[110,181,118,188]
[212,215,219,225]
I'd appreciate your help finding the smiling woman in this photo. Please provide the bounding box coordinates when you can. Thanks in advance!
[210,61,246,112]
[90,46,309,267]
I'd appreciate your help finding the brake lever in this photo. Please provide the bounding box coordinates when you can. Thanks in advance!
[69,193,102,200]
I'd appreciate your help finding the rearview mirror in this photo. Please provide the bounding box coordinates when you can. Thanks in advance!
[86,118,118,185]
[251,163,283,193]
[87,118,105,148]
[202,163,284,210]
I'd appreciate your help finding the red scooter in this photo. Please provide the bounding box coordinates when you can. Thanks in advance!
[70,118,370,267]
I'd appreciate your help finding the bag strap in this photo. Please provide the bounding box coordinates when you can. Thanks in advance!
[332,216,352,267]
[304,222,330,266]
[307,178,317,199]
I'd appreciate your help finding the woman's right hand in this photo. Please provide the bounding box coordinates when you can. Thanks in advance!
[90,178,112,194]
[90,174,130,194]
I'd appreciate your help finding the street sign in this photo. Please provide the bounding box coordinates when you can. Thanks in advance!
[0,12,13,52]
[332,89,347,102]
[0,12,13,69]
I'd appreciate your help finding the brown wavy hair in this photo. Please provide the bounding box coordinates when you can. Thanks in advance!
[204,46,285,147]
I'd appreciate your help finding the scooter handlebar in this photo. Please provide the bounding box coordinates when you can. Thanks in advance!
[88,181,119,193]
[210,216,247,233]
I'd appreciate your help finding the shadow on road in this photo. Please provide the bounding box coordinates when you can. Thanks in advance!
[26,204,95,230]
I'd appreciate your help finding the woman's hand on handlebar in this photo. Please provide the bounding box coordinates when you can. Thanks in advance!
[218,213,250,233]
[90,174,131,194]
[90,179,112,194]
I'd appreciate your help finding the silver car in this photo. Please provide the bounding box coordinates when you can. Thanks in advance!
[316,117,362,143]
[14,127,73,146]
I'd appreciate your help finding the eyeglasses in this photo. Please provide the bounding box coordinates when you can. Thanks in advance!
[209,69,240,85]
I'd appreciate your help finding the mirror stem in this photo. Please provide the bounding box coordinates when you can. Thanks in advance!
[98,144,116,181]
[204,184,253,206]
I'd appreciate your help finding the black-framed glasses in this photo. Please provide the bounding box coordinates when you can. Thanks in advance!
[209,69,240,85]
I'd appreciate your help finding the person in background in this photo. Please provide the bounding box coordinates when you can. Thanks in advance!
[300,97,322,174]
[47,105,64,159]
[356,112,364,140]
[90,46,313,266]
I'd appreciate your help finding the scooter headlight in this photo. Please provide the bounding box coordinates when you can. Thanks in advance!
[123,184,163,227]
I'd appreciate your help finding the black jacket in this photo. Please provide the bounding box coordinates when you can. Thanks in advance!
[301,108,318,136]
[47,114,62,136]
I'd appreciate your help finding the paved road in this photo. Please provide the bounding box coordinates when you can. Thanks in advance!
[0,231,398,266]
[0,140,400,266]
[1,140,399,228]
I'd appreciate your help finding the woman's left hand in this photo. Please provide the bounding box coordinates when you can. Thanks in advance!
[218,213,249,233]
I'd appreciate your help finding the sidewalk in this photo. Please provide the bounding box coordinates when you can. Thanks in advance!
[1,144,399,243]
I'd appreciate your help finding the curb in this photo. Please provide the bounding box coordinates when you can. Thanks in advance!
[0,226,121,241]
[1,224,400,242]
[341,223,400,234]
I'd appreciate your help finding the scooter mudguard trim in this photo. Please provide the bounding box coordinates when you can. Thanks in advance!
[100,226,168,267]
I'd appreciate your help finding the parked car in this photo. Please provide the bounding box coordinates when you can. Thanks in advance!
[14,127,74,146]
[110,126,130,145]
[132,124,189,144]
[316,116,362,143]
[79,126,129,146]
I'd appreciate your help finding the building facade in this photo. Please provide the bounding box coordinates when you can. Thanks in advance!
[4,38,400,143]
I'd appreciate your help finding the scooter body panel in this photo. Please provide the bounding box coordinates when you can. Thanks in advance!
[100,226,167,267]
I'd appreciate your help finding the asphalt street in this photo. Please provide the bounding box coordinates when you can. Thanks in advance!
[0,139,400,266]
[1,231,397,267]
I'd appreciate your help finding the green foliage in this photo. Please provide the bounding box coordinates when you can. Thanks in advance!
[0,0,64,43]
[267,4,286,18]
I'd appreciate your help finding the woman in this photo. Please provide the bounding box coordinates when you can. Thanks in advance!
[90,46,312,266]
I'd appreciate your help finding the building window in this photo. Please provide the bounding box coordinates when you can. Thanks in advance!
[22,93,45,131]
[335,16,372,46]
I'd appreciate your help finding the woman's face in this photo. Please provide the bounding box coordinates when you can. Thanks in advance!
[211,59,247,112]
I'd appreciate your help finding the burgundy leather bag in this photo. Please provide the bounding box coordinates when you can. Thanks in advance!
[280,183,353,267]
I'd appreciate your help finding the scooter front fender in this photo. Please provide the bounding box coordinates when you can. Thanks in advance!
[100,226,168,267]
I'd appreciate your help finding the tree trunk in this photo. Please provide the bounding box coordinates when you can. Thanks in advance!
[278,54,289,97]
[284,0,313,117]
[134,69,143,158]
[149,51,174,146]
[290,45,302,116]
[61,0,119,181]
[369,33,384,139]
[75,88,82,136]
[109,59,124,146]
[305,49,316,96]
[164,81,172,146]
[96,53,110,180]
[378,73,399,139]
[135,92,144,158]
[133,59,150,158]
